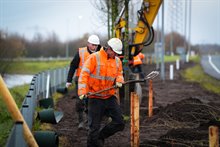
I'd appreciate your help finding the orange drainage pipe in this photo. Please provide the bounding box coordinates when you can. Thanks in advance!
[0,75,38,147]
[148,79,153,117]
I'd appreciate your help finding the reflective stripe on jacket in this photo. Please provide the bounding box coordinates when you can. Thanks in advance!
[76,47,91,77]
[133,55,142,66]
[133,52,145,66]
[78,48,124,99]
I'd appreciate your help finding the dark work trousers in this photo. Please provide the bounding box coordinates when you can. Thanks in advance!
[75,81,85,123]
[132,64,145,79]
[87,96,125,147]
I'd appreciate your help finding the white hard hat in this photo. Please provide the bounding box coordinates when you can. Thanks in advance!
[107,38,123,54]
[88,35,100,45]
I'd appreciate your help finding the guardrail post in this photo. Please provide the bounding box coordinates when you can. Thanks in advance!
[22,103,31,129]
[34,75,39,97]
[62,67,65,84]
[59,68,62,87]
[30,82,37,109]
[42,72,46,98]
[37,74,41,100]
[31,76,37,95]
[38,73,43,99]
[29,88,35,111]
[15,121,27,147]
[49,70,55,94]
[46,71,51,98]
[53,69,57,90]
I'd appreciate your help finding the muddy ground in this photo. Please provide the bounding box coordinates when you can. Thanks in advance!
[52,61,220,147]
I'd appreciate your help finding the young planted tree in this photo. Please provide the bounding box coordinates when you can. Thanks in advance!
[91,0,124,39]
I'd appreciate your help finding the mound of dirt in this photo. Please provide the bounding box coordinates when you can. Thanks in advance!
[140,97,220,146]
[52,61,220,147]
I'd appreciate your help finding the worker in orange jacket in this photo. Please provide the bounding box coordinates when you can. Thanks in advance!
[78,38,125,147]
[131,52,145,78]
[66,35,101,129]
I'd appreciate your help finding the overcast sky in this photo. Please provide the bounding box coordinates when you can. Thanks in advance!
[0,0,219,45]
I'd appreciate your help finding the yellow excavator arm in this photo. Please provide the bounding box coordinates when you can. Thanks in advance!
[115,0,162,56]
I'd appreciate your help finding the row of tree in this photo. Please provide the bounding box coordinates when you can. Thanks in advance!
[1,29,196,59]
[0,30,105,59]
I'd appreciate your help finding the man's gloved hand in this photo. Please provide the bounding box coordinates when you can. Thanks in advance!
[116,82,123,88]
[66,82,72,88]
[79,95,86,100]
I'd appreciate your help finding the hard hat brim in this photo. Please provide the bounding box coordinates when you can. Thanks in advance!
[114,50,122,54]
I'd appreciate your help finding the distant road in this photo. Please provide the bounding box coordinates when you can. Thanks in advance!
[201,55,220,80]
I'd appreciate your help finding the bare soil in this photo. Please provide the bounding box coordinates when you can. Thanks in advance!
[52,61,220,147]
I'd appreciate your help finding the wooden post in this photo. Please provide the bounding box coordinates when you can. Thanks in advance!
[0,76,38,147]
[131,92,134,146]
[145,56,148,64]
[209,126,219,147]
[148,79,153,117]
[150,56,152,64]
[134,92,139,147]
[130,92,139,147]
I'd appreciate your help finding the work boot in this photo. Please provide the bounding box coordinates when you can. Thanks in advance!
[78,122,84,130]
[84,119,89,130]
[78,111,84,129]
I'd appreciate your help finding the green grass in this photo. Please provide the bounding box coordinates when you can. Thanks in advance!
[182,64,220,95]
[5,56,200,74]
[0,84,29,146]
[164,55,199,63]
[164,55,180,62]
[189,55,200,63]
[4,60,70,74]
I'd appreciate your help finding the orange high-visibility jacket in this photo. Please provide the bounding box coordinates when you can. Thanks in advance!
[133,55,142,66]
[76,47,91,77]
[133,52,145,66]
[138,52,145,60]
[78,48,124,99]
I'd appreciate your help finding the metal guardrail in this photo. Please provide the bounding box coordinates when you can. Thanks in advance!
[6,66,69,147]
